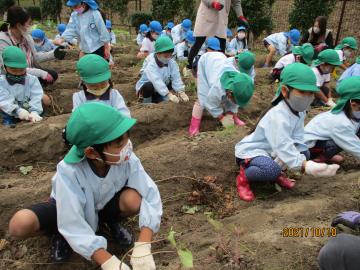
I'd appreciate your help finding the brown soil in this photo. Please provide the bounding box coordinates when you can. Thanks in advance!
[0,42,359,270]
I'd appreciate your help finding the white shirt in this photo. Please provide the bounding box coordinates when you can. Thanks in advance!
[140,37,155,53]
[311,67,331,87]
[274,54,296,70]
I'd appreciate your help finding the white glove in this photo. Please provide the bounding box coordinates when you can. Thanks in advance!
[168,92,180,103]
[219,114,234,128]
[178,91,189,102]
[130,242,156,270]
[326,98,336,107]
[274,156,287,170]
[29,112,43,123]
[305,161,340,177]
[17,108,30,120]
[101,255,131,270]
[182,67,191,78]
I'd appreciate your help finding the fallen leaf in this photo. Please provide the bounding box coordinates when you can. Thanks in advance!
[19,166,33,175]
[0,239,8,251]
[167,228,177,248]
[182,205,199,215]
[178,248,193,268]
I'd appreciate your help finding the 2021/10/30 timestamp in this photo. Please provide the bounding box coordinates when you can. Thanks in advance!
[281,227,337,237]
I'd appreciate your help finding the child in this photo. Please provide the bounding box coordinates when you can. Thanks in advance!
[235,63,340,202]
[225,51,256,81]
[338,57,360,84]
[188,51,254,136]
[136,36,189,104]
[263,29,301,67]
[175,30,195,61]
[9,102,162,269]
[54,0,110,60]
[31,29,57,52]
[55,23,66,40]
[271,43,314,81]
[227,26,248,56]
[334,37,358,70]
[311,49,342,107]
[73,54,130,117]
[137,20,162,59]
[162,21,174,39]
[0,46,44,127]
[105,20,116,46]
[225,28,233,56]
[304,76,360,164]
[171,19,192,45]
[136,24,148,47]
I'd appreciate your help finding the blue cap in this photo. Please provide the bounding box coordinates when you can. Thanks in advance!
[139,24,149,33]
[237,26,247,32]
[185,30,195,44]
[57,24,66,34]
[31,29,45,41]
[165,22,175,30]
[181,19,192,31]
[207,37,221,51]
[149,20,163,34]
[285,29,301,45]
[227,28,233,38]
[106,20,112,29]
[66,0,98,10]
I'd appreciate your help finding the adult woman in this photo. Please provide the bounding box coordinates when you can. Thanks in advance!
[0,6,65,86]
[187,0,248,70]
[300,16,334,54]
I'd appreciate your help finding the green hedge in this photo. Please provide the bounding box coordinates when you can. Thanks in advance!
[24,6,41,21]
[129,12,152,29]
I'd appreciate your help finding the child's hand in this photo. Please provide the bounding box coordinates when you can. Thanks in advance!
[168,92,180,103]
[211,1,224,11]
[219,114,234,128]
[29,112,43,123]
[304,161,340,177]
[178,91,189,102]
[101,255,130,270]
[130,242,156,270]
[17,108,30,120]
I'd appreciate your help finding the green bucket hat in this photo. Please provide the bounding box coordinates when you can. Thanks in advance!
[155,36,174,53]
[300,43,314,64]
[272,63,319,105]
[236,51,255,75]
[312,49,342,66]
[332,76,360,114]
[220,71,254,107]
[76,54,111,84]
[292,46,302,55]
[64,103,136,164]
[2,46,28,69]
[335,37,358,50]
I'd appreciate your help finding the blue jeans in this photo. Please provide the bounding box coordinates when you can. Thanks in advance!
[236,151,310,182]
[1,111,16,126]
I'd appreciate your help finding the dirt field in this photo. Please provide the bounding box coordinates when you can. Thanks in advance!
[0,41,359,270]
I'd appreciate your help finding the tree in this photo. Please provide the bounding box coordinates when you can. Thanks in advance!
[98,0,129,22]
[229,0,275,39]
[289,0,336,32]
[40,0,62,22]
[0,0,15,14]
[152,0,180,24]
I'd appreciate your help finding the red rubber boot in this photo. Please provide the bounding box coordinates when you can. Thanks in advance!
[236,166,255,202]
[276,173,296,189]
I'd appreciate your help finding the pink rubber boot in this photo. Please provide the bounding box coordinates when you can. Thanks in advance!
[233,114,246,126]
[188,101,203,137]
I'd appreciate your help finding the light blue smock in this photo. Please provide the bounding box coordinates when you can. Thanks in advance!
[235,100,308,170]
[34,38,56,52]
[50,154,162,260]
[0,74,43,116]
[338,63,360,85]
[135,53,185,96]
[62,10,110,53]
[175,42,190,61]
[197,52,240,118]
[171,24,187,45]
[264,32,290,56]
[72,89,130,117]
[304,110,360,159]
[227,38,248,55]
[136,33,145,47]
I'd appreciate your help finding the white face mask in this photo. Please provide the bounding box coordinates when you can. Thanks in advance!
[97,140,133,166]
[344,49,353,58]
[313,27,320,34]
[151,33,159,40]
[352,111,360,119]
[19,25,31,35]
[157,56,171,65]
[86,83,110,96]
[237,32,246,40]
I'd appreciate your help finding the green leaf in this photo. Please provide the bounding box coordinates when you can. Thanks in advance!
[274,183,282,192]
[19,166,33,175]
[178,248,193,268]
[207,217,223,231]
[167,227,177,248]
[182,205,199,215]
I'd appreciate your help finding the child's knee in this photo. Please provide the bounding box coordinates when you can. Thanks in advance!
[9,209,40,237]
[120,188,142,214]
[42,94,51,106]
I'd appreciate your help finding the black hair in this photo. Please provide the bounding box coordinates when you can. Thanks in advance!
[0,6,30,32]
[158,48,174,54]
[145,31,155,41]
[344,99,360,120]
[82,79,113,91]
[91,131,130,161]
[314,16,327,37]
